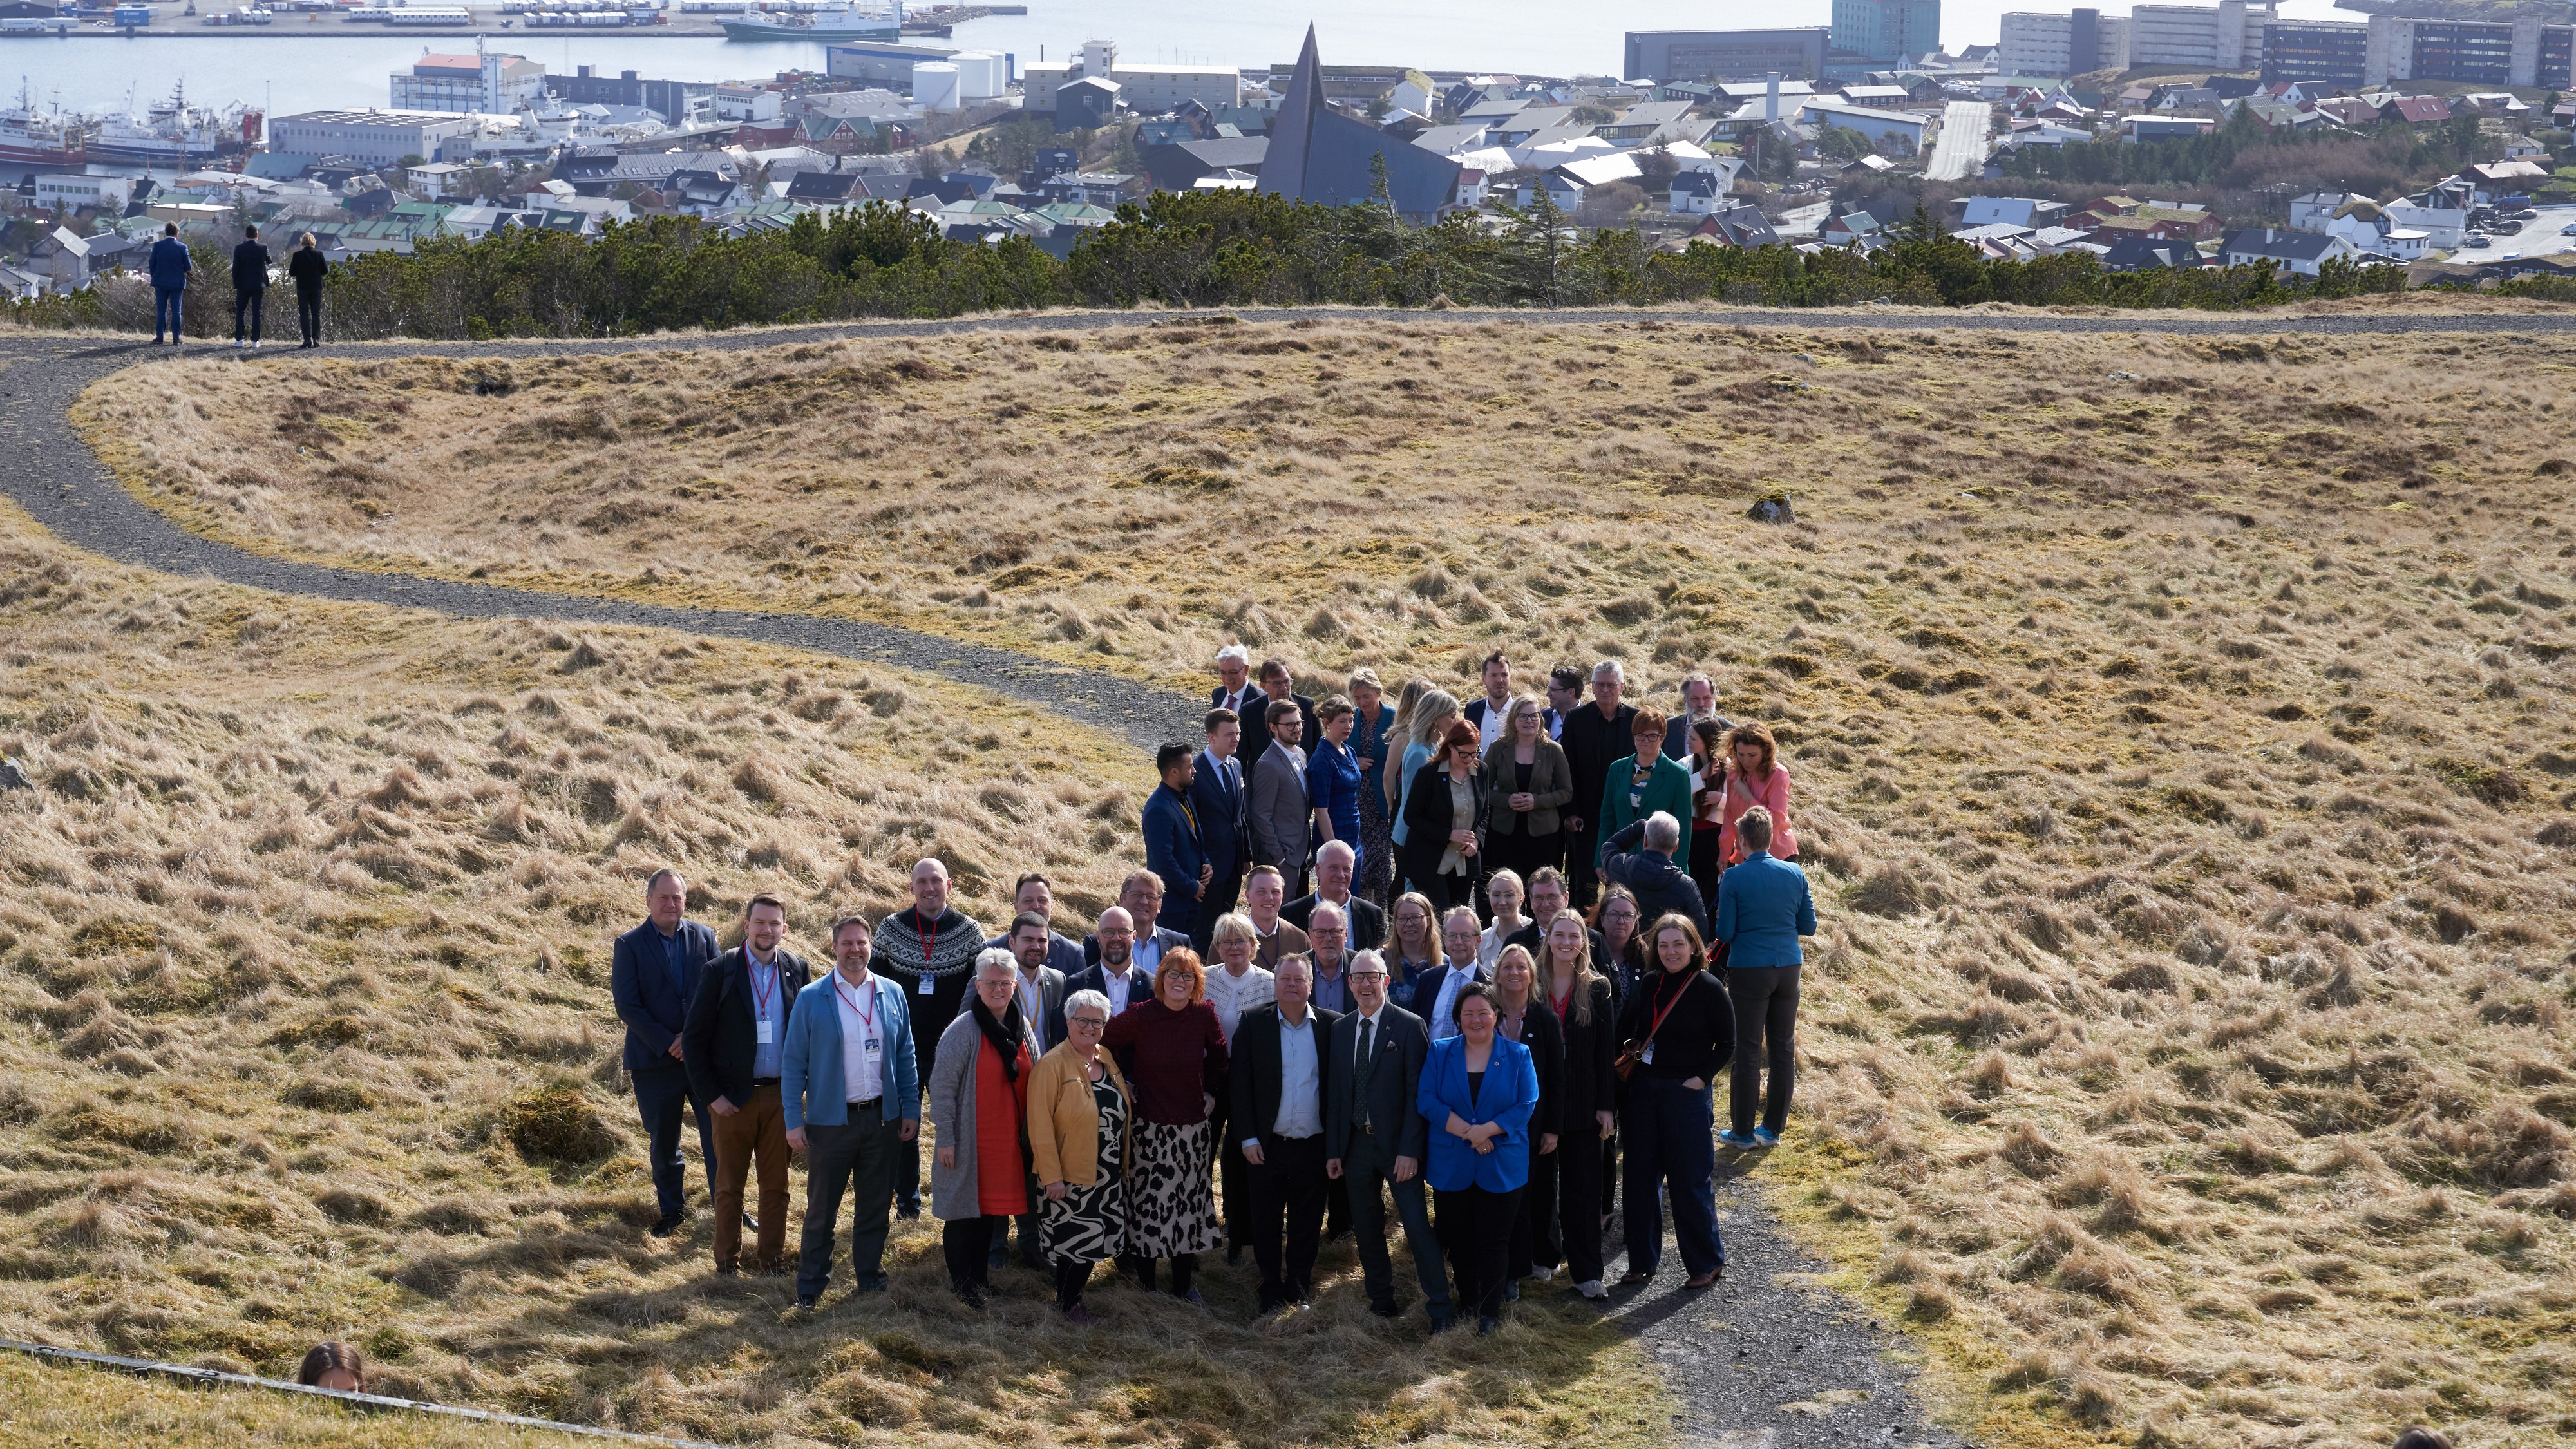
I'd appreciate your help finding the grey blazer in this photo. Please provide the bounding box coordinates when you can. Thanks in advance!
[925,1009,1042,1223]
[1248,741,1311,875]
[1479,736,1575,838]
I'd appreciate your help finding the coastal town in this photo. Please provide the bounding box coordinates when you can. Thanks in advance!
[1,0,2572,299]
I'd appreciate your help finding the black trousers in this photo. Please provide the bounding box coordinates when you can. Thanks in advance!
[1728,965,1802,1136]
[941,1215,995,1291]
[1211,1094,1251,1252]
[1566,826,1603,909]
[1056,1257,1095,1309]
[1488,828,1564,893]
[1688,828,1728,919]
[1435,1182,1524,1321]
[1193,866,1243,954]
[1345,1133,1449,1316]
[1246,1135,1329,1307]
[896,1086,924,1213]
[1128,1250,1196,1294]
[296,283,323,345]
[631,1062,717,1220]
[1421,868,1481,916]
[1557,1126,1607,1285]
[233,287,263,343]
[1508,1144,1563,1280]
[795,1103,900,1300]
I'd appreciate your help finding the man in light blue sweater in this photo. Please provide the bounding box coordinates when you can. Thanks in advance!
[782,914,920,1308]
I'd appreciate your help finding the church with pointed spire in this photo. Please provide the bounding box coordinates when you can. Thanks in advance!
[1255,26,1464,223]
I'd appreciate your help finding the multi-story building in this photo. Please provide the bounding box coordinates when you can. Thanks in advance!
[269,108,478,165]
[1830,0,1941,66]
[2363,12,2572,88]
[544,65,717,126]
[1998,9,2131,77]
[2128,0,2273,70]
[2259,19,2369,85]
[1624,28,1833,82]
[389,52,545,115]
[1023,38,1238,117]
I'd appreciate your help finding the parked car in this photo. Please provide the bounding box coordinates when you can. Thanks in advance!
[2463,236,2492,248]
[2505,208,2538,220]
[2560,222,2576,236]
[2490,220,2523,235]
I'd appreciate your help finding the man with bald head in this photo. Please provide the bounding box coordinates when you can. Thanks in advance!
[871,858,986,1218]
[1231,955,1341,1312]
[1283,840,1385,952]
[1068,905,1154,1017]
[612,867,723,1236]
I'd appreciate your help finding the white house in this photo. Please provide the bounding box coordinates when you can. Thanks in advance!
[2382,196,2467,251]
[2219,227,2361,276]
[1795,99,1929,150]
[406,162,475,200]
[1669,171,1722,214]
[34,174,137,212]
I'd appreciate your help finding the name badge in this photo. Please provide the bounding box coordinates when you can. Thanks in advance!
[918,973,934,995]
[863,1034,882,1060]
[1640,1041,1655,1065]
[755,1019,775,1046]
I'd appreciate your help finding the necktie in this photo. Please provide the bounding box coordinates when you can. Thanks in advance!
[1354,1018,1375,1133]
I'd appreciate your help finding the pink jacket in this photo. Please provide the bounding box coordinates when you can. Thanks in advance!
[1714,762,1797,864]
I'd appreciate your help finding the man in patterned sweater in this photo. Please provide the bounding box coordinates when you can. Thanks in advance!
[871,858,987,1218]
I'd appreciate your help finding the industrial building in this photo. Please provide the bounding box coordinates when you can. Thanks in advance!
[1023,40,1238,117]
[1623,28,1833,82]
[2363,12,2573,88]
[545,65,719,126]
[2126,0,2273,70]
[268,108,479,165]
[1997,9,2131,77]
[389,52,546,115]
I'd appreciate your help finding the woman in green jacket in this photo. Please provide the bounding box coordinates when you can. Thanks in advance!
[1593,708,1694,874]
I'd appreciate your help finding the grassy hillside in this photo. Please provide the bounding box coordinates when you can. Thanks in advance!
[0,1352,605,1448]
[0,498,1665,1447]
[69,319,2576,1447]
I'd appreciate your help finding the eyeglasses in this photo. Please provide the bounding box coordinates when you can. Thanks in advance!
[1068,1016,1108,1030]
[1348,971,1388,982]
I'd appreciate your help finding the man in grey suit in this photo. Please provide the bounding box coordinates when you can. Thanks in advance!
[998,909,1070,1268]
[1249,697,1312,899]
[1325,949,1453,1332]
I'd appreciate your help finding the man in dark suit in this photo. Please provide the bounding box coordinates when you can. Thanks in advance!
[1559,659,1639,911]
[1282,840,1386,952]
[611,868,723,1236]
[1233,956,1341,1312]
[1459,650,1515,751]
[983,872,1086,978]
[1084,871,1189,983]
[1501,867,1604,963]
[682,893,813,1276]
[1142,743,1212,942]
[1325,951,1453,1331]
[1070,906,1157,1016]
[1543,665,1582,742]
[1189,707,1252,954]
[1211,644,1260,739]
[1240,657,1321,777]
[1661,672,1730,762]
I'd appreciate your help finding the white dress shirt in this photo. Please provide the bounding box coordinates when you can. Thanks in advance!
[1477,697,1512,749]
[1103,962,1136,1016]
[1271,1011,1322,1139]
[831,971,884,1104]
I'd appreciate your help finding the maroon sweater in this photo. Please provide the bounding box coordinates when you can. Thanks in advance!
[1101,999,1229,1126]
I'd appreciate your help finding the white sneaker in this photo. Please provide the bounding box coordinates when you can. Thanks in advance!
[1577,1279,1607,1300]
[250,340,260,350]
[1532,1265,1556,1282]
[231,339,243,348]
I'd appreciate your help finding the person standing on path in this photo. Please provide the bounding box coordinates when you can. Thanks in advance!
[230,225,270,350]
[782,915,918,1307]
[1713,806,1816,1150]
[1305,695,1366,883]
[683,893,813,1277]
[1188,708,1251,954]
[871,859,987,1218]
[147,223,190,345]
[288,232,328,348]
[1249,699,1312,900]
[609,868,722,1238]
[1616,914,1734,1291]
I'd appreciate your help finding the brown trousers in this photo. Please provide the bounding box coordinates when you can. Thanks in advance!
[711,1083,789,1272]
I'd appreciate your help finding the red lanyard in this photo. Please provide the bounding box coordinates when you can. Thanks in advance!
[749,956,776,1019]
[833,974,875,1033]
[916,912,936,975]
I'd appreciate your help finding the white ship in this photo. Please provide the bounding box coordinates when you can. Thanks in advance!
[84,82,249,167]
[719,0,902,41]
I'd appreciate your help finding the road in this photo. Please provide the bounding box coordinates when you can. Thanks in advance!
[1926,99,1991,184]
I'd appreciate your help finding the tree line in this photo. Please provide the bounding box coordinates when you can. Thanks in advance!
[5,192,2425,339]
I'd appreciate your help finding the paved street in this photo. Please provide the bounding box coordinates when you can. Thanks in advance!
[1925,99,1991,183]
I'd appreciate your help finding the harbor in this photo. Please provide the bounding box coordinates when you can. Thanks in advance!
[0,1,1026,40]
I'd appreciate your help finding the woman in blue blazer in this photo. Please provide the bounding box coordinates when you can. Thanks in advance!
[1417,981,1540,1335]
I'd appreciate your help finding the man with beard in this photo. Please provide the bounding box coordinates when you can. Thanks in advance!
[871,858,986,1218]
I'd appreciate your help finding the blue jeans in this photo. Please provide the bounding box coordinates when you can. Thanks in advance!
[153,286,184,339]
[1344,1135,1451,1316]
[1622,1075,1723,1276]
[632,1062,717,1220]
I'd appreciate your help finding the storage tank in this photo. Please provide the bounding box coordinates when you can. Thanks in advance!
[911,60,960,111]
[949,49,1001,101]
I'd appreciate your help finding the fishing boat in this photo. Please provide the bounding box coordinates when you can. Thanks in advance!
[84,81,249,167]
[0,83,88,168]
[719,0,902,41]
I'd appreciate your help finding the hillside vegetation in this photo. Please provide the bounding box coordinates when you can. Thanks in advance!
[79,318,2576,1447]
[0,498,1664,1446]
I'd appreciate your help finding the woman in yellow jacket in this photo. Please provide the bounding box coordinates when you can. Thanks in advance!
[1027,988,1135,1323]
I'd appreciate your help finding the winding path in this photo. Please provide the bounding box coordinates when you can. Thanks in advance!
[8,304,2568,1448]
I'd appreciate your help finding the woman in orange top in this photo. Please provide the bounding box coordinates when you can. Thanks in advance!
[1714,721,1798,866]
[928,950,1040,1307]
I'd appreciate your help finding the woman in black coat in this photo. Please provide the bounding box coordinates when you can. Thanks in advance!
[1492,943,1565,1293]
[1397,719,1490,913]
[1531,909,1618,1298]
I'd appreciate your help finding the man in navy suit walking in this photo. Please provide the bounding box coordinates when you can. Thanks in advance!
[1189,706,1251,954]
[1142,743,1212,944]
[611,868,723,1236]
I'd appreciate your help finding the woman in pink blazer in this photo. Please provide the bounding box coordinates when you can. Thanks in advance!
[1714,722,1797,865]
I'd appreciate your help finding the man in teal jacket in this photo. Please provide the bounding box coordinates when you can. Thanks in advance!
[783,914,920,1307]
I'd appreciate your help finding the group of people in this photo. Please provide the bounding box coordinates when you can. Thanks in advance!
[142,222,331,348]
[605,651,1817,1335]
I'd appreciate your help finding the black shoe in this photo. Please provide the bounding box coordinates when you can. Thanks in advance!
[743,1212,758,1232]
[1368,1300,1403,1319]
[1477,1314,1502,1336]
[715,1264,739,1278]
[795,1295,819,1311]
[1428,1311,1457,1333]
[896,1206,921,1220]
[650,1214,684,1238]
[956,1282,985,1309]
[1226,1244,1243,1267]
[853,1273,889,1294]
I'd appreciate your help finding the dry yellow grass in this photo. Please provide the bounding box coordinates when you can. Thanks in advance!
[77,318,2576,1448]
[0,498,1665,1447]
[0,1350,606,1448]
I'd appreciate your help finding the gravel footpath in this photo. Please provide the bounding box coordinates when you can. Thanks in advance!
[27,303,2538,1444]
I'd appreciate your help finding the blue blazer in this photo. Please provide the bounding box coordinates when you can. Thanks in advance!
[1142,782,1209,924]
[610,918,719,1072]
[781,971,920,1133]
[1714,853,1817,969]
[1416,1034,1540,1193]
[1188,748,1251,882]
[148,235,193,290]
